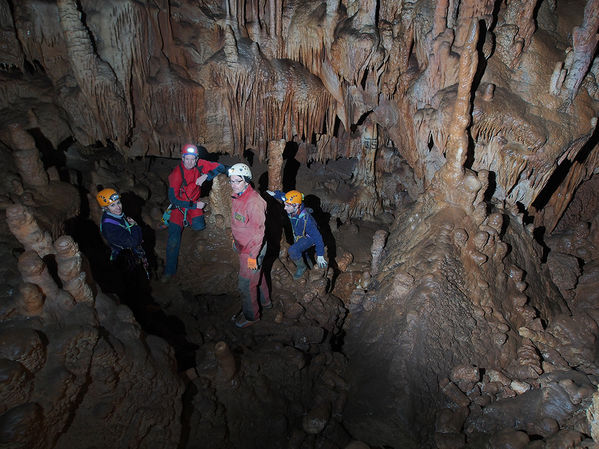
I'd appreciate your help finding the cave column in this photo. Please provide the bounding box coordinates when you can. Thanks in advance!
[349,123,382,217]
[358,124,378,187]
[267,139,285,191]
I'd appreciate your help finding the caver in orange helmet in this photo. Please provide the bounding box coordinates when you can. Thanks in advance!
[96,188,120,207]
[284,190,304,205]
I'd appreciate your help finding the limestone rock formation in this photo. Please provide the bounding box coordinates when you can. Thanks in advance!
[1,208,183,448]
[0,0,598,448]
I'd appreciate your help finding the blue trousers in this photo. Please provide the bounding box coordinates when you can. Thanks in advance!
[288,236,316,261]
[165,215,205,275]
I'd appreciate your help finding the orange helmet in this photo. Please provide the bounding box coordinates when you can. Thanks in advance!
[96,188,120,207]
[285,190,303,205]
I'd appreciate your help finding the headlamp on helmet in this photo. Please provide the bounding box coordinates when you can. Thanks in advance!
[96,188,120,207]
[182,144,199,158]
[227,163,252,182]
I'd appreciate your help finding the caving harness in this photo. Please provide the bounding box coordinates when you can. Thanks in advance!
[100,216,150,279]
[162,164,202,228]
[290,209,309,242]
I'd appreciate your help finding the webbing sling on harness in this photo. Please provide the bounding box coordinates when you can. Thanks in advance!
[175,164,195,227]
[101,217,136,259]
[101,217,134,233]
[101,216,150,278]
[292,212,308,242]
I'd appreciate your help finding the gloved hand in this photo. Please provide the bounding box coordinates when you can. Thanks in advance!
[247,258,258,271]
[196,174,208,186]
[195,201,206,209]
[266,190,275,196]
[316,256,328,268]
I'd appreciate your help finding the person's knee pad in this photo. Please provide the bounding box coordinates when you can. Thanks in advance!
[191,215,206,231]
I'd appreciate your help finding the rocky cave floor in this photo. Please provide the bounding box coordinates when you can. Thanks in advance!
[2,144,391,449]
[3,142,599,449]
[96,156,388,449]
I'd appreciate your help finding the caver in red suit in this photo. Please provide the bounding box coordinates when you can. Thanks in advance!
[230,165,271,325]
[163,144,226,279]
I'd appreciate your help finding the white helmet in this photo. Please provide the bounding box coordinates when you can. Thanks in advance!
[228,163,252,180]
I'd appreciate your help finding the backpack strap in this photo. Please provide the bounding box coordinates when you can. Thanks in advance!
[177,164,198,226]
[102,217,123,227]
[179,164,188,187]
[101,216,133,233]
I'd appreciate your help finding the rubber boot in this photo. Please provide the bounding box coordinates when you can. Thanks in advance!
[292,258,307,279]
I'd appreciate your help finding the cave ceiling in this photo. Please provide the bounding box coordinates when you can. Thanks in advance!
[0,0,598,230]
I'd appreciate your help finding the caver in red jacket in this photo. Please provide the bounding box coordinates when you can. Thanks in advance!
[231,183,269,321]
[231,184,266,260]
[167,159,224,227]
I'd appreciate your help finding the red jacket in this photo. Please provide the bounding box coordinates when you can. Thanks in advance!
[231,185,266,258]
[168,159,223,226]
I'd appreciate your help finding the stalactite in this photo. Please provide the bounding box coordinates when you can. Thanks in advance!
[452,0,494,49]
[434,20,483,211]
[510,0,538,67]
[563,0,599,99]
[432,0,449,38]
[268,0,275,37]
[542,142,599,232]
[56,0,130,146]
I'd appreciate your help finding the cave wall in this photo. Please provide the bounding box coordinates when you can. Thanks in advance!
[1,0,599,448]
[1,0,598,228]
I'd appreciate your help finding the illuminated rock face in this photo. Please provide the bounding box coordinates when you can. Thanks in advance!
[1,0,599,448]
[1,208,184,449]
[0,0,597,227]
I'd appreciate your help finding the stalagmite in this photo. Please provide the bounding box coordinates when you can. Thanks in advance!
[370,230,388,275]
[214,341,236,381]
[8,123,48,188]
[303,402,331,434]
[208,176,232,229]
[349,124,382,217]
[16,283,44,317]
[6,205,54,258]
[54,236,94,304]
[17,251,59,300]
